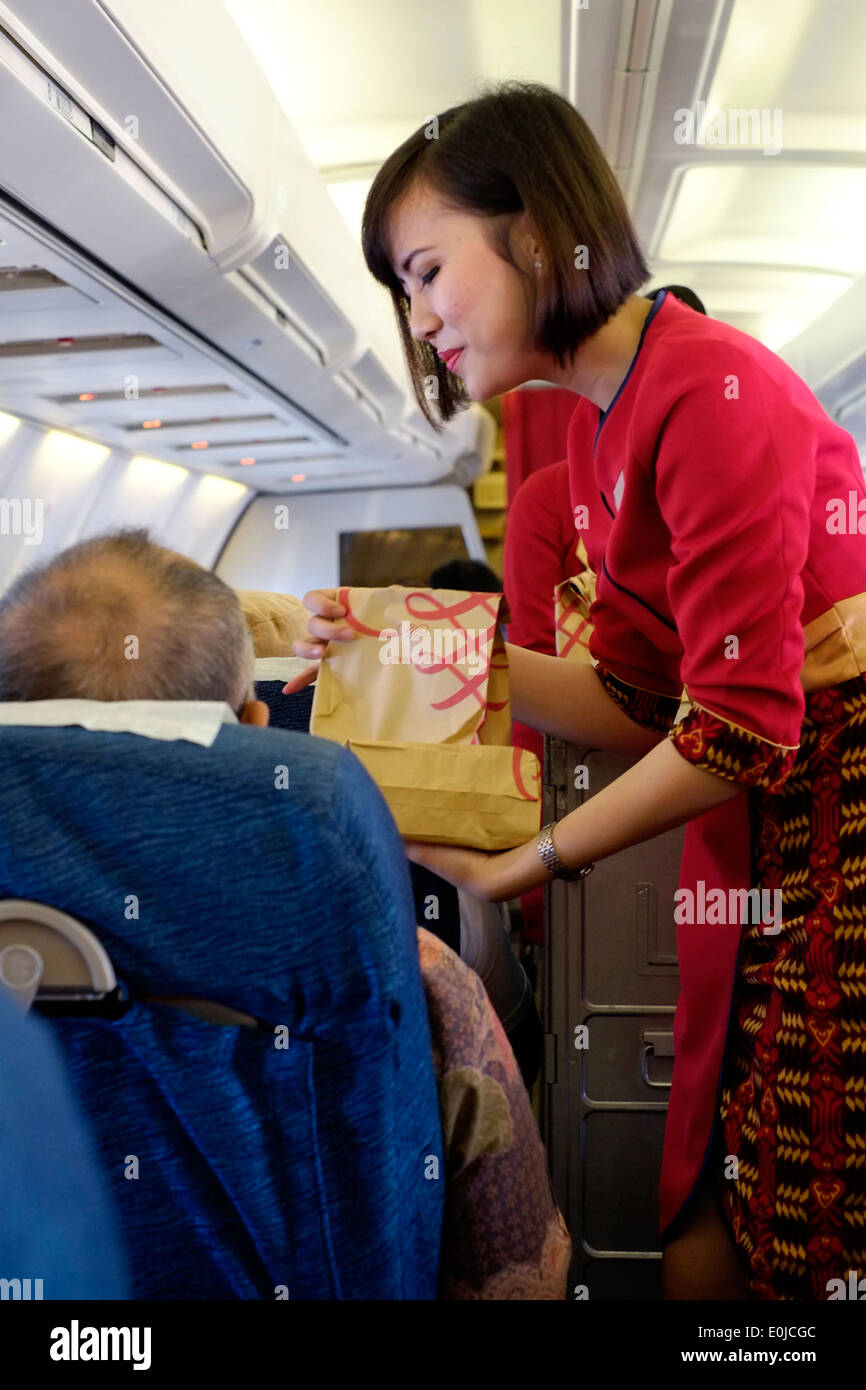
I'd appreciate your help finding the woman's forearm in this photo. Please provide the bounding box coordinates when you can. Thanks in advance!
[506,642,662,758]
[552,736,742,865]
[508,738,742,895]
[409,738,743,900]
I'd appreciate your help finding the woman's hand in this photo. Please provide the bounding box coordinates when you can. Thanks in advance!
[283,588,357,693]
[404,842,513,900]
[405,834,550,902]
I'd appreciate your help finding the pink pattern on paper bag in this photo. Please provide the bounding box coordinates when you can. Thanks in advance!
[512,746,539,802]
[555,587,593,659]
[403,590,508,719]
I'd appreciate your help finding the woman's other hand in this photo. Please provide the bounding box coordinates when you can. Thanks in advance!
[405,834,528,900]
[284,588,357,692]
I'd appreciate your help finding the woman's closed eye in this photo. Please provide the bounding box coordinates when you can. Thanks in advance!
[420,266,439,287]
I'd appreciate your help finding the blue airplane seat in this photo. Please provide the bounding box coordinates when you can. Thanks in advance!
[255,679,314,731]
[0,721,444,1300]
[258,680,463,955]
[0,985,127,1299]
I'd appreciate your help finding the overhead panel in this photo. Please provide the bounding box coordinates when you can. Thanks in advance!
[0,0,501,489]
[0,1,423,462]
[0,203,343,489]
[629,0,866,372]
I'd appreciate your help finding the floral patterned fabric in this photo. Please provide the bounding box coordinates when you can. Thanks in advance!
[717,676,866,1298]
[670,703,799,794]
[595,663,681,735]
[595,662,801,794]
[416,928,570,1299]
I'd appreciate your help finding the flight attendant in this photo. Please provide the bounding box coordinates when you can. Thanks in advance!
[291,82,866,1300]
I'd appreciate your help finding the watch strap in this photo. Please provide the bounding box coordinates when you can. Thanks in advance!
[536,823,594,882]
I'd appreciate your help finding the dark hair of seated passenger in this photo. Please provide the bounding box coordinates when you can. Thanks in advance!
[429,558,502,593]
[0,528,252,706]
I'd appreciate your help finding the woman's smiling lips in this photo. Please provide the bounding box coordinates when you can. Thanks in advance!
[438,348,464,372]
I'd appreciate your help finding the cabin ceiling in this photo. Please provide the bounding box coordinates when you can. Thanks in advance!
[227,0,866,443]
[0,0,863,501]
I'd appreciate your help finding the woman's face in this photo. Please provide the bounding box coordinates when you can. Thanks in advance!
[388,181,548,401]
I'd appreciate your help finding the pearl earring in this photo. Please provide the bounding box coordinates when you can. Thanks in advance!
[534,260,542,269]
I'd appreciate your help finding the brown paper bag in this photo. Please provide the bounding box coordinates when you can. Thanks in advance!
[345,741,541,851]
[310,586,540,849]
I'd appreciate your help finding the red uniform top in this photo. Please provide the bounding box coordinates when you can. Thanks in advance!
[503,460,579,943]
[567,290,866,1233]
[504,459,576,659]
[569,290,866,758]
[504,458,577,775]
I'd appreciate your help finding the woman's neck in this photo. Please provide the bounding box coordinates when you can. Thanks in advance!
[546,294,656,411]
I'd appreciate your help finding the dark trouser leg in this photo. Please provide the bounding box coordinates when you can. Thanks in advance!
[506,994,543,1091]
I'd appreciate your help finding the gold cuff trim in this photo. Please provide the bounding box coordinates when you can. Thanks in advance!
[681,688,799,750]
[602,672,679,702]
[801,594,866,692]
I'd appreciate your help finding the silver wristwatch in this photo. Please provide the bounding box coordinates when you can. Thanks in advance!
[536,823,594,882]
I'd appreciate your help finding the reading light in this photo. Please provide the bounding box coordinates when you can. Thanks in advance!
[40,430,109,470]
[0,410,21,446]
[126,456,189,503]
[197,474,249,502]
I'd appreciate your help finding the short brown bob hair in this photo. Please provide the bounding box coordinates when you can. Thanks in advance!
[362,81,649,429]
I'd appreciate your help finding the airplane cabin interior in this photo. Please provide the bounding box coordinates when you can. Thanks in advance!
[0,0,864,1350]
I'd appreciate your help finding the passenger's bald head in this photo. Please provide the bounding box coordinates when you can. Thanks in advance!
[0,529,254,708]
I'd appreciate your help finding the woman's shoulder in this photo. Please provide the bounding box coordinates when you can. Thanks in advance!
[652,297,777,372]
[629,295,847,452]
[647,296,811,402]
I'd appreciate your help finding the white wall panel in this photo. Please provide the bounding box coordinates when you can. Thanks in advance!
[215,485,485,598]
[0,417,110,592]
[78,455,195,545]
[158,473,251,570]
[0,416,251,595]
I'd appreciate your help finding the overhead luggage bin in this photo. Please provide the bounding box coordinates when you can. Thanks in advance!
[0,0,419,449]
[0,201,342,475]
[780,275,866,436]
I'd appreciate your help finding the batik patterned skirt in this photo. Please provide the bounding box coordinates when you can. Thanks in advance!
[719,673,866,1299]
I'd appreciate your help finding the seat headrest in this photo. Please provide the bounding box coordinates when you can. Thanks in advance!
[0,700,236,747]
[0,722,417,1031]
[238,591,312,658]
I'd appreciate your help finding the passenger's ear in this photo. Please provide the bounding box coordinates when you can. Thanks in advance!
[239,699,269,727]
